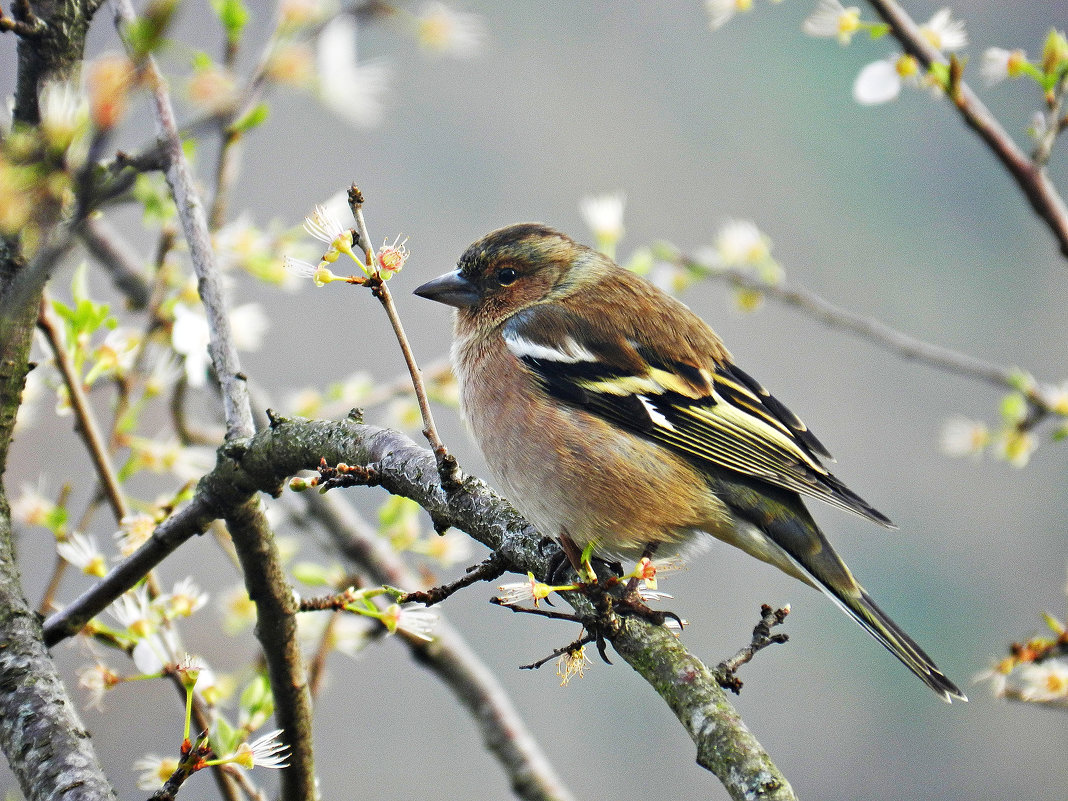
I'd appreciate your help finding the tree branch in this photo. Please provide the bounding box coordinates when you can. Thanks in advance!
[306,490,577,801]
[43,415,796,799]
[683,255,1063,415]
[866,0,1068,259]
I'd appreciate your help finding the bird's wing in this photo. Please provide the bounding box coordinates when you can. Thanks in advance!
[502,303,894,528]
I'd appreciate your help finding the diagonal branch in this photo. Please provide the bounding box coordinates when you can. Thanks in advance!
[683,255,1063,416]
[866,0,1068,258]
[42,415,796,800]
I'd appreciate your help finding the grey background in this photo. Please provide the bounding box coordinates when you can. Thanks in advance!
[2,1,1067,799]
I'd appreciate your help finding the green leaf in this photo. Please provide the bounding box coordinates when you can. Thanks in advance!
[123,0,179,58]
[211,716,240,757]
[211,0,251,44]
[239,673,274,731]
[44,506,68,535]
[1000,392,1028,423]
[190,51,214,71]
[292,561,335,587]
[230,102,269,134]
[623,245,654,276]
[132,173,175,223]
[70,261,90,305]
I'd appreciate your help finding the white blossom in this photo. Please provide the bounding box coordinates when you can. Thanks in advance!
[317,15,390,128]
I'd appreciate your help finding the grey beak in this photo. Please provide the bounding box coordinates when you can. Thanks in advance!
[413,269,480,308]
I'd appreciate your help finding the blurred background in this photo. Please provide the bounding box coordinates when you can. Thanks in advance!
[2,1,1067,799]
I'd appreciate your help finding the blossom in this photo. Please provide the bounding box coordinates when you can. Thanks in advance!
[156,577,209,619]
[86,53,135,130]
[86,327,140,385]
[376,235,410,276]
[636,586,674,603]
[416,529,473,566]
[171,303,212,387]
[316,14,390,128]
[496,572,541,606]
[221,585,258,634]
[1013,659,1068,704]
[714,220,771,265]
[264,41,317,87]
[11,481,56,527]
[77,663,120,711]
[187,65,239,115]
[57,531,107,577]
[380,603,439,642]
[981,47,1027,86]
[853,54,918,105]
[124,435,214,481]
[705,0,753,31]
[556,646,592,686]
[115,513,156,556]
[108,585,156,638]
[802,0,861,45]
[284,256,342,287]
[939,416,989,458]
[580,191,626,256]
[233,729,290,770]
[415,2,486,58]
[132,754,180,790]
[277,0,336,31]
[996,428,1037,468]
[38,79,88,150]
[1044,381,1068,416]
[920,8,967,52]
[230,302,269,352]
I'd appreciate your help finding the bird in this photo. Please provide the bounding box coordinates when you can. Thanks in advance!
[413,222,965,702]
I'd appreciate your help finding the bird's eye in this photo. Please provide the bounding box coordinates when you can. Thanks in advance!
[496,267,518,286]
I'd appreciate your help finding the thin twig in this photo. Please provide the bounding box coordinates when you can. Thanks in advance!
[346,185,462,488]
[714,604,791,695]
[112,0,255,441]
[865,0,1068,258]
[77,215,152,309]
[0,2,46,36]
[37,294,129,523]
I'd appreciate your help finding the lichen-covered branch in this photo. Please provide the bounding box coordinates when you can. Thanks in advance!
[43,415,795,799]
[0,2,118,799]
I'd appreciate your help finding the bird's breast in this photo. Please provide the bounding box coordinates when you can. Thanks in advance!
[454,334,730,557]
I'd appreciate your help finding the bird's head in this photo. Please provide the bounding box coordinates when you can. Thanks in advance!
[413,223,602,330]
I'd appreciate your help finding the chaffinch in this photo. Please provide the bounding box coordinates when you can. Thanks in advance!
[414,223,964,702]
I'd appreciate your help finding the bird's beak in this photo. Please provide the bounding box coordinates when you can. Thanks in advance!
[413,269,480,308]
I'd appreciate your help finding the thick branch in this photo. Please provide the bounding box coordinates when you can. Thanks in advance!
[226,497,317,801]
[42,416,794,798]
[0,2,116,799]
[0,497,118,801]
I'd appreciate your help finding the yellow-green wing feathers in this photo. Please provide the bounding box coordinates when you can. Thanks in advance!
[503,304,894,528]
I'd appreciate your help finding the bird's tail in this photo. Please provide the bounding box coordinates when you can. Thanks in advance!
[826,583,967,703]
[712,477,966,702]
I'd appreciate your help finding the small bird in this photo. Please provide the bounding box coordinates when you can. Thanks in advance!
[413,223,964,702]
